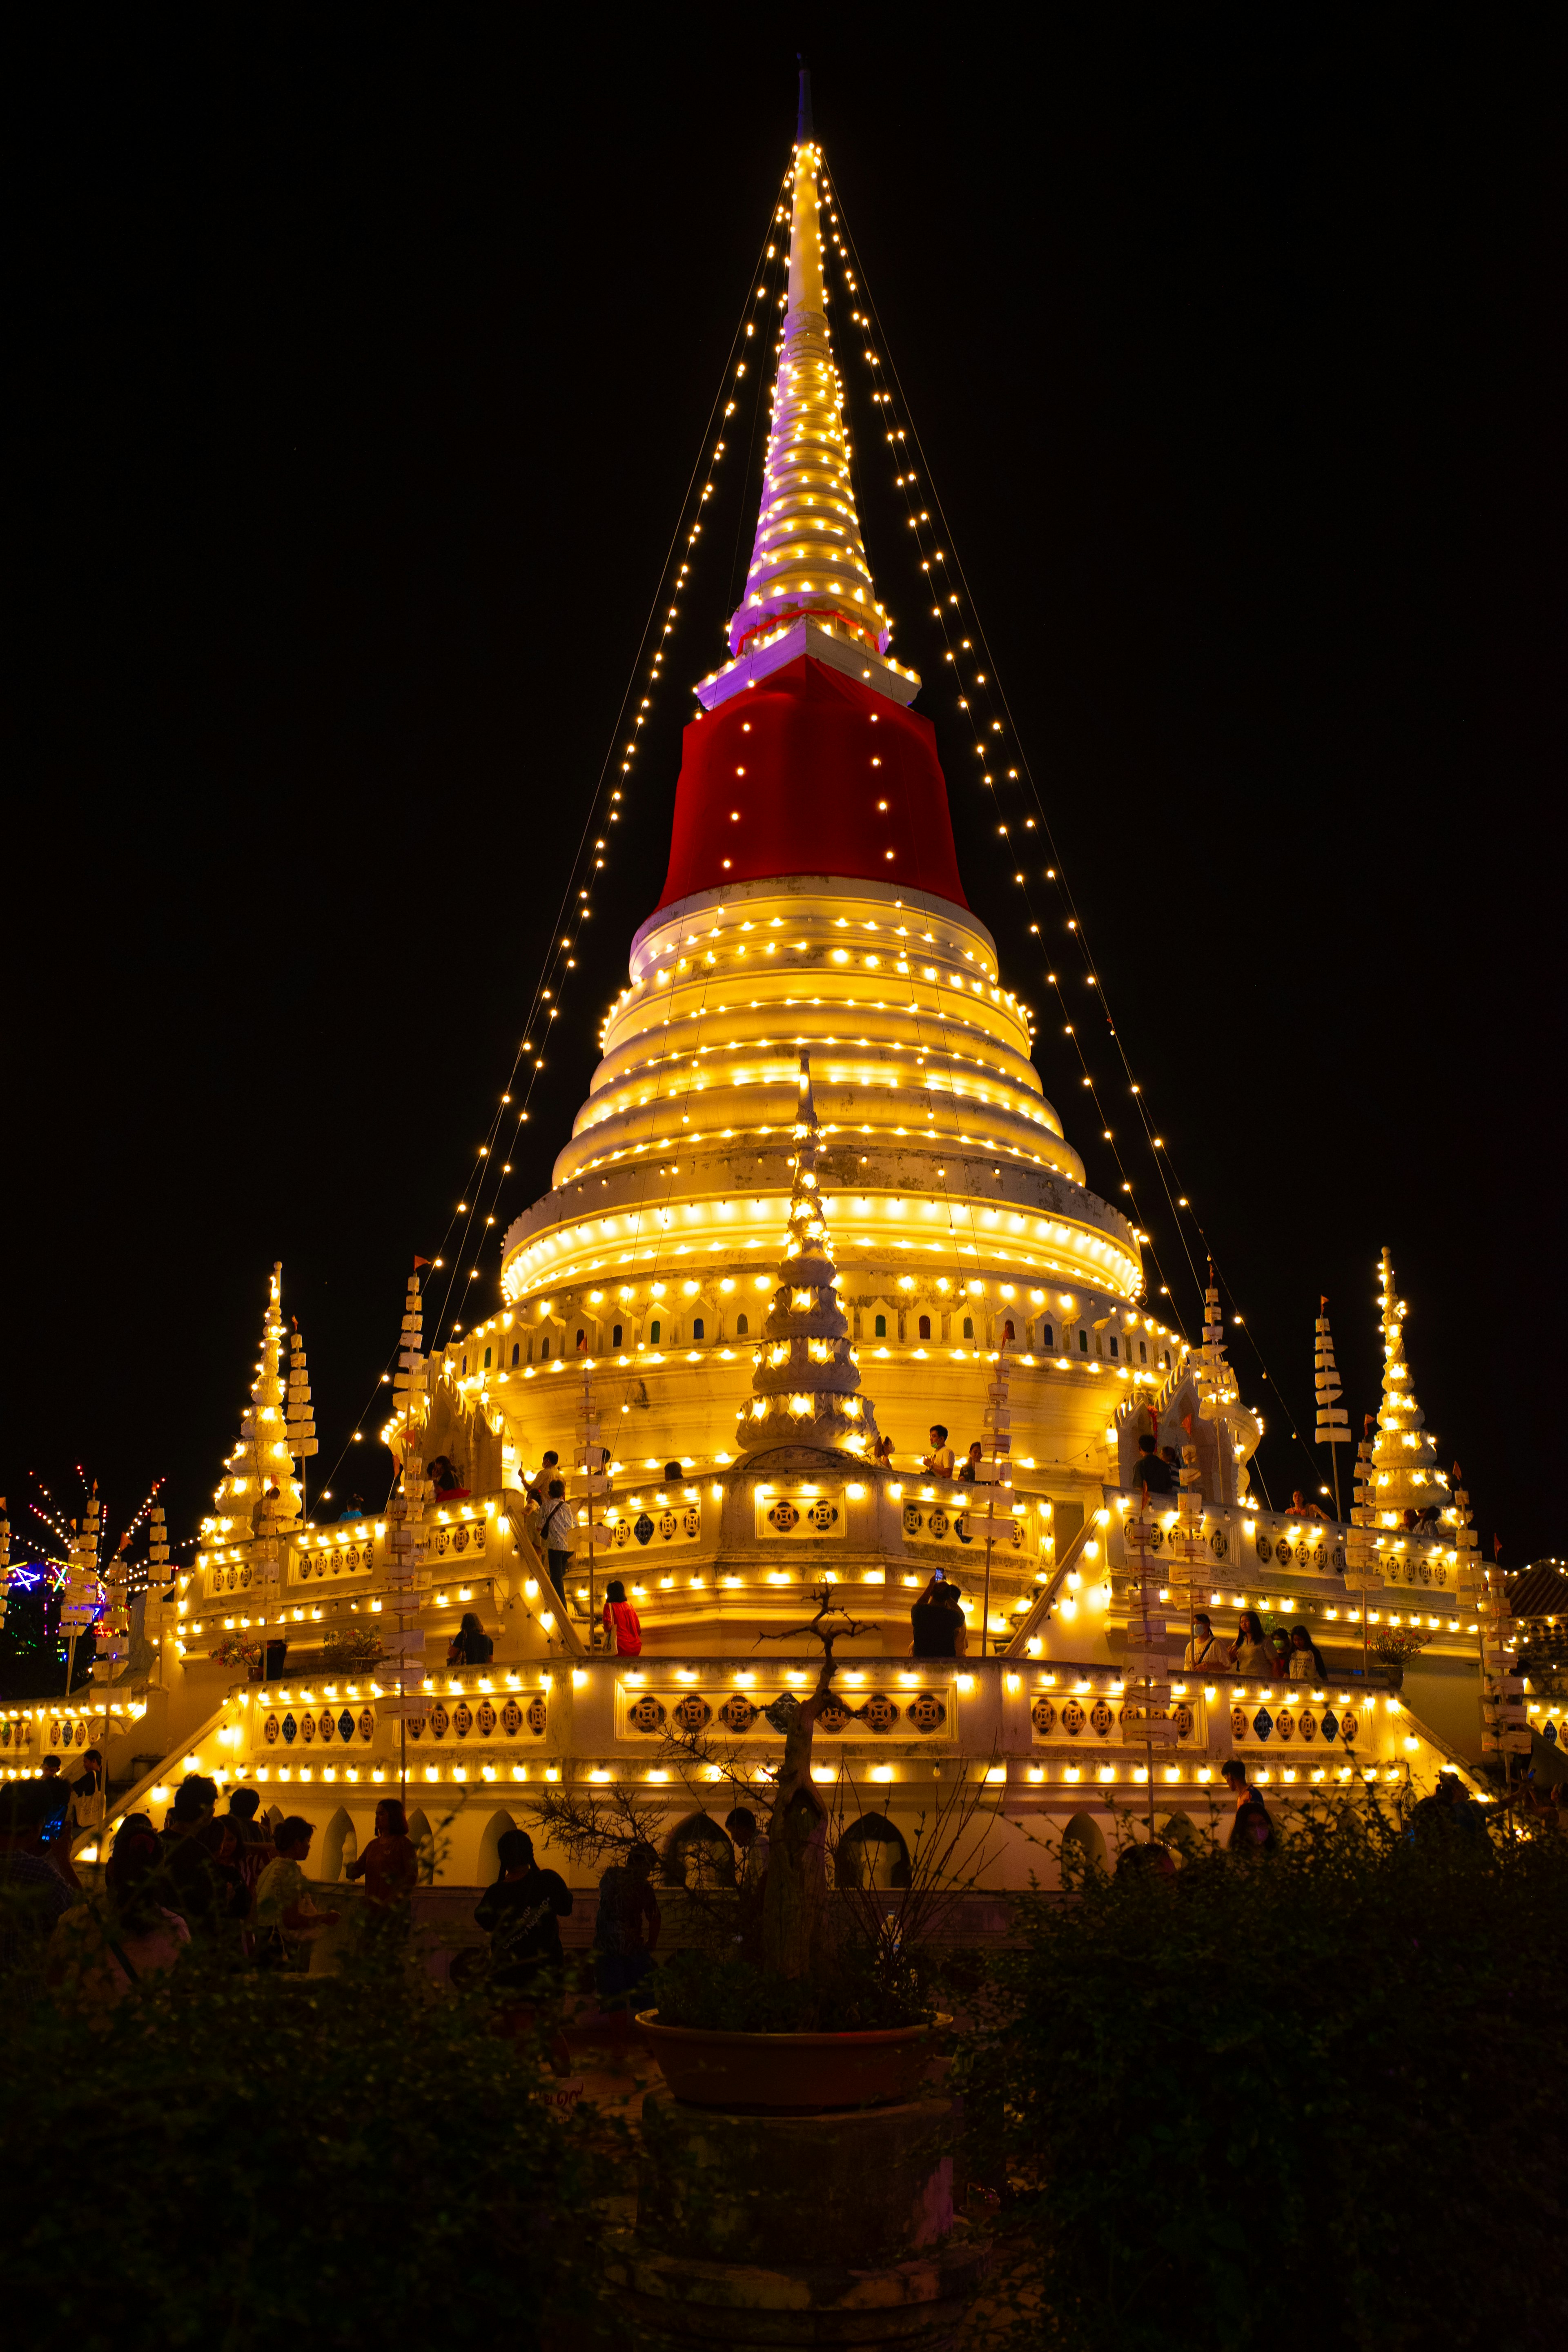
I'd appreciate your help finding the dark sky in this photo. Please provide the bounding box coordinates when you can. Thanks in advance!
[8,13,1563,1578]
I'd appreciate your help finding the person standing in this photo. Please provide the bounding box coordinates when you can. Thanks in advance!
[46,1826,188,2013]
[447,1612,494,1667]
[1132,1435,1174,1496]
[345,1798,419,1927]
[1228,1612,1274,1675]
[160,1775,217,1847]
[911,1572,960,1659]
[539,1481,575,1601]
[725,1806,769,1888]
[922,1427,955,1477]
[593,1843,661,2007]
[1220,1759,1277,1855]
[252,1818,340,1971]
[1182,1613,1227,1671]
[956,1442,984,1484]
[169,1817,249,1944]
[525,1453,561,1511]
[602,1579,641,1656]
[1287,1624,1330,1681]
[65,1751,107,1848]
[0,1781,80,1973]
[475,1829,572,1989]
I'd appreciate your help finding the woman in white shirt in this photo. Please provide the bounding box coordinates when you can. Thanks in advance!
[1229,1610,1275,1675]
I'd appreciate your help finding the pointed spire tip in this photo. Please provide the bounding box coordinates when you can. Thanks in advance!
[796,60,813,144]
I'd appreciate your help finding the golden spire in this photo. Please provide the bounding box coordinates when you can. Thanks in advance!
[736,1052,880,1459]
[198,1264,303,1601]
[1370,1249,1448,1520]
[726,128,886,662]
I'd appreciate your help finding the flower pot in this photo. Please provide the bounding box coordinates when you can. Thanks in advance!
[635,2010,948,2109]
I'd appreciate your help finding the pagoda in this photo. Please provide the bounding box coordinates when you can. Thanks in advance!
[41,82,1490,1885]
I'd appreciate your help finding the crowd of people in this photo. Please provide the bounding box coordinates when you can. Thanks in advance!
[1182,1610,1330,1681]
[0,1770,368,2009]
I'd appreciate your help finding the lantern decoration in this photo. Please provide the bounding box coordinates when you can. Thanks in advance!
[1313,1296,1350,1516]
[381,1268,431,1722]
[287,1321,318,1463]
[93,1532,133,1682]
[143,1499,172,1653]
[60,1493,102,1639]
[734,1052,880,1461]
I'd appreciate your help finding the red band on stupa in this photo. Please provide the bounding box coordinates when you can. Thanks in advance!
[656,656,968,912]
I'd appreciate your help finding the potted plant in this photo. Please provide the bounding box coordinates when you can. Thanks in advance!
[321,1624,385,1676]
[1369,1627,1429,1693]
[550,1589,995,2337]
[529,1589,988,2109]
[208,1633,263,1681]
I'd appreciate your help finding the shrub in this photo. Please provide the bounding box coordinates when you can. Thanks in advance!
[0,1922,620,2345]
[961,1801,1568,2350]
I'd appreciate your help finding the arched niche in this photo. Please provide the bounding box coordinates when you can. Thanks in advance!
[477,1808,516,1884]
[663,1811,737,1890]
[835,1812,911,1891]
[318,1806,356,1883]
[406,1808,437,1884]
[1061,1811,1108,1879]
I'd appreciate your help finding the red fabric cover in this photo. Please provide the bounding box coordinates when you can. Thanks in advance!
[656,656,968,911]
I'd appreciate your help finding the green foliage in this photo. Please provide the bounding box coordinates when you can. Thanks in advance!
[0,1921,621,2347]
[652,1926,931,2032]
[319,1624,384,1674]
[961,1803,1568,2350]
[1368,1627,1429,1677]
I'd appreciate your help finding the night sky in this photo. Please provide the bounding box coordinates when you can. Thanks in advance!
[9,15,1563,1587]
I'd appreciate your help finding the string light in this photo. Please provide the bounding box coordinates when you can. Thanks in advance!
[316,172,800,1485]
[821,180,1332,1498]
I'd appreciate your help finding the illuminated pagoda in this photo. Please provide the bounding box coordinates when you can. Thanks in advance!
[37,82,1490,1885]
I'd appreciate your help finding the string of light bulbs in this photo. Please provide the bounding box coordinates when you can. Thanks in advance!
[311,175,802,1497]
[822,171,1328,1499]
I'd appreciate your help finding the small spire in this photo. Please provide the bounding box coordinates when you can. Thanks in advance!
[1369,1250,1448,1521]
[201,1265,303,1600]
[736,1051,880,1459]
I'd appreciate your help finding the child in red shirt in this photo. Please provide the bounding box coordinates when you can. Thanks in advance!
[602,1579,641,1656]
